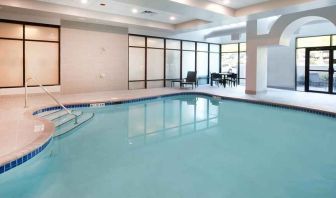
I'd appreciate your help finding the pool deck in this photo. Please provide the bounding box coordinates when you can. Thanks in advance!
[1,86,336,168]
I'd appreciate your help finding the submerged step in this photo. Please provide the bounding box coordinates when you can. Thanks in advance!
[54,112,94,137]
[53,111,82,127]
[37,109,61,118]
[43,110,69,121]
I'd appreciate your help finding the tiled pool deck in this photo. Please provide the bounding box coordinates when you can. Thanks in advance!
[1,86,336,172]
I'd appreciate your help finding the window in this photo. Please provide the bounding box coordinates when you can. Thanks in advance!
[128,35,220,89]
[197,43,209,85]
[295,34,336,91]
[0,21,60,88]
[0,40,23,87]
[209,44,220,74]
[297,36,331,48]
[221,43,246,84]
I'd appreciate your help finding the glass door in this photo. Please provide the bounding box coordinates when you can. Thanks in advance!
[306,48,332,93]
[333,50,336,93]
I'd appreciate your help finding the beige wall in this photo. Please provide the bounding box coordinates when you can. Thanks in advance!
[61,21,128,94]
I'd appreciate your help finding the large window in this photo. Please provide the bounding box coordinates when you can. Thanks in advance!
[221,43,246,84]
[128,35,221,89]
[0,20,60,88]
[296,35,336,92]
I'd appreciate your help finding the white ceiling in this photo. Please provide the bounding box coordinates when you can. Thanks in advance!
[37,0,192,24]
[0,0,335,39]
[206,0,272,9]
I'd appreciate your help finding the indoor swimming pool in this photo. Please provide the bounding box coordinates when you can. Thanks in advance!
[1,94,336,198]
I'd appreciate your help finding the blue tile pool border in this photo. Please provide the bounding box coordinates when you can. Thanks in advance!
[0,138,52,175]
[4,91,333,175]
[32,92,336,118]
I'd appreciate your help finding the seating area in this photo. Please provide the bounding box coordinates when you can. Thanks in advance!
[210,72,238,88]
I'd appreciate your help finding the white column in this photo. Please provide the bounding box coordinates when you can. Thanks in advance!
[245,20,268,94]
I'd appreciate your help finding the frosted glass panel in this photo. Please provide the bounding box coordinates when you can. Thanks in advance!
[166,50,180,79]
[129,81,145,90]
[297,36,330,48]
[129,47,145,81]
[166,40,180,49]
[25,25,59,41]
[197,52,208,77]
[147,81,164,88]
[147,49,164,80]
[221,44,239,52]
[333,35,336,46]
[197,43,208,51]
[0,40,23,87]
[182,51,195,78]
[209,53,219,74]
[0,22,23,39]
[240,43,246,52]
[129,36,145,47]
[183,41,195,50]
[239,52,246,79]
[210,44,220,52]
[147,38,164,48]
[25,41,59,85]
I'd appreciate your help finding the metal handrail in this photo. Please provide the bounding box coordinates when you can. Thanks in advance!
[25,78,78,124]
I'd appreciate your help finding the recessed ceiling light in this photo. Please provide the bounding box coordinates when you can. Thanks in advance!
[170,16,176,21]
[81,0,88,4]
[132,8,138,14]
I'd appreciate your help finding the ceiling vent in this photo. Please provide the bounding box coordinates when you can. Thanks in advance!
[141,10,158,16]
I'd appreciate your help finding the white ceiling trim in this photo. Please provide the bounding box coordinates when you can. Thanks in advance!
[0,0,175,30]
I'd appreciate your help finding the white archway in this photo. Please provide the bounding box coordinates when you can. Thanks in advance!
[245,5,336,94]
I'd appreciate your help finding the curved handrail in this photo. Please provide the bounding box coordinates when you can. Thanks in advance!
[25,78,78,124]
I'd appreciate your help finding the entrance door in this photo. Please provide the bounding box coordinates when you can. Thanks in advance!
[333,50,336,94]
[305,48,335,94]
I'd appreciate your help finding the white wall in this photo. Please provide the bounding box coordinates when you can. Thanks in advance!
[61,21,129,94]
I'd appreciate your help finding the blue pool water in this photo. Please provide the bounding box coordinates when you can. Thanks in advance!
[1,94,336,198]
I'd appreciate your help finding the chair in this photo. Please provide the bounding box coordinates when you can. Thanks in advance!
[211,73,222,87]
[180,71,198,89]
[226,73,238,87]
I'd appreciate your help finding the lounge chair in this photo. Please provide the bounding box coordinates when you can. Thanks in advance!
[171,71,198,89]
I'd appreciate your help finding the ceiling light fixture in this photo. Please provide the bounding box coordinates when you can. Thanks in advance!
[170,16,176,21]
[132,8,138,14]
[81,0,88,4]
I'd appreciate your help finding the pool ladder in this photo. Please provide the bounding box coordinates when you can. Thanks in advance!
[25,78,94,137]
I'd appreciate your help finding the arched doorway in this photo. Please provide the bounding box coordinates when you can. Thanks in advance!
[267,13,336,94]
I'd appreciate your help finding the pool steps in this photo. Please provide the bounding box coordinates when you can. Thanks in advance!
[39,110,94,137]
[55,112,94,137]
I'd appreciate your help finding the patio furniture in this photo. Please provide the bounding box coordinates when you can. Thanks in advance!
[171,71,198,89]
[211,73,222,87]
[227,73,238,87]
[210,73,228,87]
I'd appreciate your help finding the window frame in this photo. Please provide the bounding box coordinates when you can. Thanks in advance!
[0,19,60,88]
[295,34,336,91]
[128,34,221,89]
